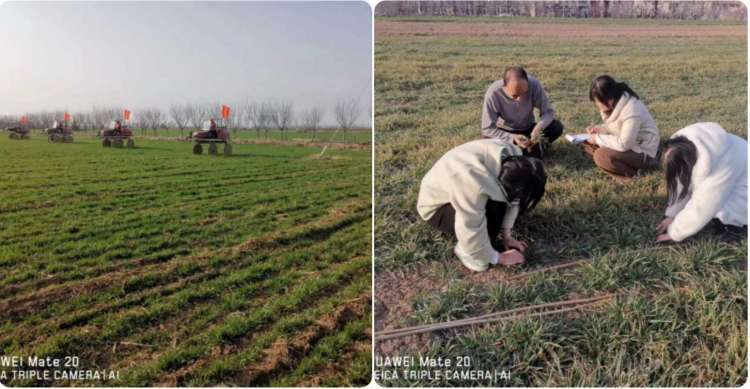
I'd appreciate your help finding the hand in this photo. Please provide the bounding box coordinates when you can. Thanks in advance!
[656,233,673,243]
[585,135,597,145]
[503,236,527,253]
[586,125,603,135]
[514,134,531,149]
[529,128,542,143]
[498,249,525,266]
[655,217,674,234]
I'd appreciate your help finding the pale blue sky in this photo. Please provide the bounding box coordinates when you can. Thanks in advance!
[0,1,372,125]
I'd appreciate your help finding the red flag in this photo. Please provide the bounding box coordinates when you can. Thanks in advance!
[221,105,230,119]
[63,113,71,122]
[20,116,28,125]
[124,109,131,120]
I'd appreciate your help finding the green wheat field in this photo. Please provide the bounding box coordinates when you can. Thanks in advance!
[374,16,747,387]
[0,136,371,386]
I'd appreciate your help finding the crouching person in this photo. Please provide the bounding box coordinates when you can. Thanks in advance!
[481,66,564,159]
[582,75,659,179]
[656,122,747,243]
[417,139,547,272]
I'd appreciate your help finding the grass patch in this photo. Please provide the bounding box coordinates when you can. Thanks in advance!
[374,17,746,387]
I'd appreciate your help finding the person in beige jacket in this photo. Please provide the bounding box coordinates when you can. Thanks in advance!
[581,75,660,178]
[417,139,547,272]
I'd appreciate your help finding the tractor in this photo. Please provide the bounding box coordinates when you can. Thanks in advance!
[45,121,74,143]
[188,119,232,155]
[100,120,135,148]
[6,119,30,140]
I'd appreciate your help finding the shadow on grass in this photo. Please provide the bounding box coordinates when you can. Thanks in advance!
[543,140,599,171]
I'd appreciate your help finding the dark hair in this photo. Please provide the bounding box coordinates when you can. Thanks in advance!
[589,75,640,109]
[499,156,547,214]
[659,136,697,206]
[503,66,528,84]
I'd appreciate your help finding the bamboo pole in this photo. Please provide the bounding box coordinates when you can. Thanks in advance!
[375,246,671,342]
[376,293,617,341]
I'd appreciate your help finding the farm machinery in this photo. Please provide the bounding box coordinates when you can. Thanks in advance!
[100,120,135,148]
[188,105,233,155]
[6,116,30,140]
[187,105,232,155]
[45,120,74,143]
[188,119,232,155]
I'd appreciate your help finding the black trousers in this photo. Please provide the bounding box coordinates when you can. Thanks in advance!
[507,119,564,159]
[426,199,507,251]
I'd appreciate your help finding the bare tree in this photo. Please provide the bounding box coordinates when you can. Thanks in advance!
[185,103,207,132]
[373,1,747,20]
[201,102,239,134]
[258,102,273,138]
[246,101,265,139]
[300,106,323,141]
[137,109,151,135]
[245,102,274,138]
[71,111,86,131]
[82,112,95,132]
[206,103,223,122]
[334,97,360,142]
[91,106,120,132]
[169,104,189,136]
[146,108,162,136]
[269,101,294,141]
[0,115,16,129]
[91,107,109,131]
[226,103,243,136]
[134,111,149,135]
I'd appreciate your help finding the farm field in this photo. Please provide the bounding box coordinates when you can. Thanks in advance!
[374,17,747,386]
[0,136,371,386]
[99,128,372,144]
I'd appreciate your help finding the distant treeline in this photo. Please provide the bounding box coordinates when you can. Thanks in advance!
[375,1,747,21]
[0,97,370,140]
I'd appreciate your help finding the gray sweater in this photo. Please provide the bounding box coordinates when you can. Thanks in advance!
[481,76,555,141]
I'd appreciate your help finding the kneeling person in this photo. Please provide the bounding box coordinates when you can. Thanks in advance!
[656,122,747,243]
[417,139,547,272]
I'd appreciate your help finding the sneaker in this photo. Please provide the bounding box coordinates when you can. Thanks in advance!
[705,219,747,243]
[719,223,747,243]
[454,244,489,272]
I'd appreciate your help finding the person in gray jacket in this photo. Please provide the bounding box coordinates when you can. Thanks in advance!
[481,66,564,159]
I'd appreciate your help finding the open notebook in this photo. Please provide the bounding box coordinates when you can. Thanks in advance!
[565,133,591,145]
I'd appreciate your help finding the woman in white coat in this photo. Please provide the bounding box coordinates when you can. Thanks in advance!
[582,75,660,179]
[656,122,747,242]
[417,139,547,272]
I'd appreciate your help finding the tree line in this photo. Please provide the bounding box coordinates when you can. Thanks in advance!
[1,97,369,141]
[375,1,747,21]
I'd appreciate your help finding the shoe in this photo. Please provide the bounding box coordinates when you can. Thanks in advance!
[705,219,747,243]
[454,244,489,272]
[719,223,747,243]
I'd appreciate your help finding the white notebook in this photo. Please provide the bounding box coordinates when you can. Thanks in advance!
[565,133,591,145]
